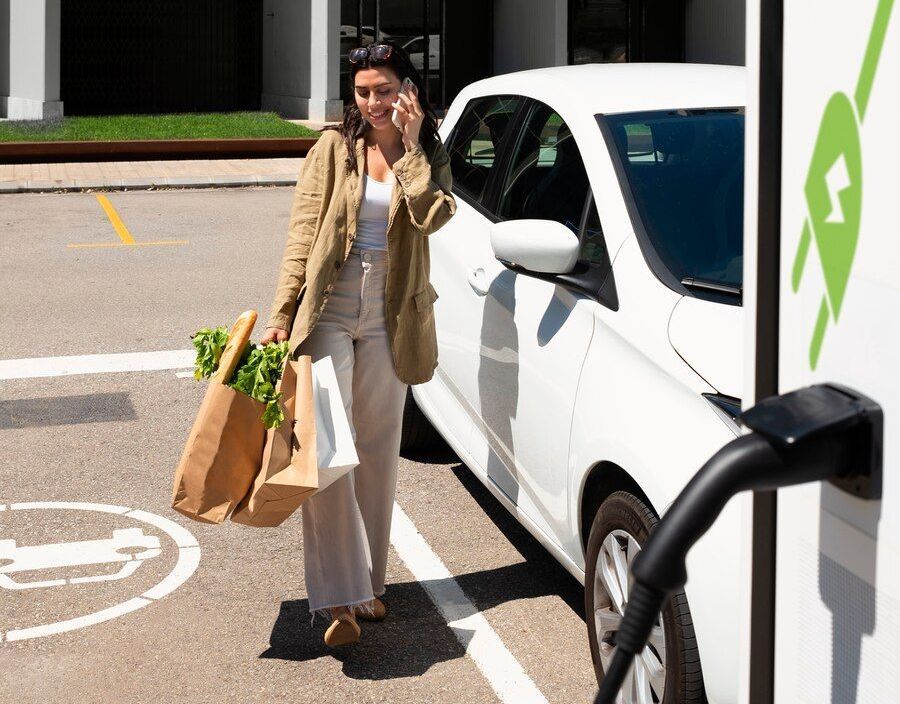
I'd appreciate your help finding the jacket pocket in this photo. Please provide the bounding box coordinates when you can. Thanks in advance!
[413,282,439,312]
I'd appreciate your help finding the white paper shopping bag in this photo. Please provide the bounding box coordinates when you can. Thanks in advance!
[311,356,359,492]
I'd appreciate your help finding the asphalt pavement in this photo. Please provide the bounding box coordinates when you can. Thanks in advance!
[0,188,598,704]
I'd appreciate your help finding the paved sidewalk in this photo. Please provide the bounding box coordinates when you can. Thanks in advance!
[0,157,304,193]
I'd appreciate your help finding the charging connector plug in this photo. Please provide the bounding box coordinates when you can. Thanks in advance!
[595,383,882,704]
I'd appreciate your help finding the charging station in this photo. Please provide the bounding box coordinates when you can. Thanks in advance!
[753,1,897,701]
[596,2,897,702]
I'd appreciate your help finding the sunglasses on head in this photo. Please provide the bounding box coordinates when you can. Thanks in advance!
[348,43,393,65]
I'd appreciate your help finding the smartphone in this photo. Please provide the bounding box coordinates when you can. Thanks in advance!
[391,77,417,131]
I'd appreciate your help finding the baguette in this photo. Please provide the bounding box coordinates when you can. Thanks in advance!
[211,310,258,384]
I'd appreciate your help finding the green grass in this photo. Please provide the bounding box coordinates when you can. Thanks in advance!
[0,112,321,143]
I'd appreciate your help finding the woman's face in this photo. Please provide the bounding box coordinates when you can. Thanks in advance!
[353,65,401,133]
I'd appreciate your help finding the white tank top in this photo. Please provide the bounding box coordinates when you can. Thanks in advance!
[353,172,395,250]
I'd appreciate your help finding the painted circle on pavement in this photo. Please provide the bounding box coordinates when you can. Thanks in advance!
[0,502,200,642]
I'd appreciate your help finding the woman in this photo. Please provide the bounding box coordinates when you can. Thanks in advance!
[259,41,456,647]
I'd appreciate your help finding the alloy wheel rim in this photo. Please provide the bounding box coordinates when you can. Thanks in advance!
[594,529,667,704]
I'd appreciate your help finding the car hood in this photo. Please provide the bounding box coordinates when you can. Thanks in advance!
[668,296,743,399]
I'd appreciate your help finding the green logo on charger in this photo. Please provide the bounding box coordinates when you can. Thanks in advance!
[792,0,894,369]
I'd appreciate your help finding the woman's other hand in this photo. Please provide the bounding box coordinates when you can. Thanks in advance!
[260,327,289,345]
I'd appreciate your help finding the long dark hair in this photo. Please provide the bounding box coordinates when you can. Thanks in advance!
[322,40,441,176]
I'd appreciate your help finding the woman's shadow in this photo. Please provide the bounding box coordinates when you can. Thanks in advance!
[259,578,469,679]
[260,452,585,681]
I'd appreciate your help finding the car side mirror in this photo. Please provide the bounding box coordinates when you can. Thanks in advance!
[489,219,580,275]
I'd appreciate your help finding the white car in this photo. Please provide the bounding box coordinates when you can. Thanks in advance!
[402,63,746,704]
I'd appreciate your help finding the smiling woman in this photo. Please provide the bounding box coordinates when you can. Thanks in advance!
[258,38,455,648]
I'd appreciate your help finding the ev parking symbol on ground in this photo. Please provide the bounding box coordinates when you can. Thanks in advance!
[0,502,200,642]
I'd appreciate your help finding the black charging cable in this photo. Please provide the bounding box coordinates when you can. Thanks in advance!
[594,383,881,704]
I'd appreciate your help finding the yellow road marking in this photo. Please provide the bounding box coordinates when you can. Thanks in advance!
[67,240,188,249]
[95,194,135,244]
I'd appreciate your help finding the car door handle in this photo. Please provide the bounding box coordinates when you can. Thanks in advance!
[467,268,489,296]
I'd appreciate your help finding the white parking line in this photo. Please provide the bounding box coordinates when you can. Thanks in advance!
[390,502,549,704]
[2,350,549,703]
[0,350,195,380]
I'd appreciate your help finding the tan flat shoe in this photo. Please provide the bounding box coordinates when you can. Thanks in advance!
[323,612,361,647]
[355,597,387,622]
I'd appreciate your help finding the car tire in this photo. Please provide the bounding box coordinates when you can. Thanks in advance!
[585,490,705,703]
[400,387,441,452]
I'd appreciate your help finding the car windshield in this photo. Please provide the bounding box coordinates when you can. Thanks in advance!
[603,109,744,292]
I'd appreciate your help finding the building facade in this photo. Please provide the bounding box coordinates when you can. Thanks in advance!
[0,0,745,120]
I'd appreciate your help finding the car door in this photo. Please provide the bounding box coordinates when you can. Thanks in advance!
[425,95,524,454]
[472,101,609,545]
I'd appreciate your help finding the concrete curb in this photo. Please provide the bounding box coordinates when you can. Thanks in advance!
[0,174,298,194]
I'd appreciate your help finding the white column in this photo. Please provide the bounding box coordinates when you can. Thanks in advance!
[261,0,342,121]
[1,0,10,116]
[7,0,63,120]
[307,0,342,121]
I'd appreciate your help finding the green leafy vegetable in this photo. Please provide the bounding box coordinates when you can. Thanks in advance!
[190,325,291,429]
[229,341,291,429]
[190,326,229,381]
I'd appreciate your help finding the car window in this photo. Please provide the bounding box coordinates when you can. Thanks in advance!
[497,102,590,235]
[603,109,744,292]
[446,95,521,206]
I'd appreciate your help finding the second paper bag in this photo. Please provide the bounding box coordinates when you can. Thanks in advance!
[230,357,318,527]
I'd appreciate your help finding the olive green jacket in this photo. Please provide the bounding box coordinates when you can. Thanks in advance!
[266,129,457,384]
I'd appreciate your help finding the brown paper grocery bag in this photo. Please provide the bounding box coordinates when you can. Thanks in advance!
[171,381,267,524]
[172,310,265,524]
[230,355,318,527]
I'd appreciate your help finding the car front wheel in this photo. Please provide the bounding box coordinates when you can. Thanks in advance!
[585,490,704,703]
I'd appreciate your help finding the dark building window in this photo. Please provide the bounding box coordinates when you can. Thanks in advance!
[340,0,491,112]
[568,0,685,64]
[570,0,629,63]
[340,1,442,107]
[61,0,262,115]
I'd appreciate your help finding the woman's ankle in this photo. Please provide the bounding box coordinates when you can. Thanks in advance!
[331,605,353,620]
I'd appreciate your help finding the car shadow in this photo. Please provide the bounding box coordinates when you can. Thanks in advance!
[402,439,584,621]
[447,461,585,619]
[399,433,458,464]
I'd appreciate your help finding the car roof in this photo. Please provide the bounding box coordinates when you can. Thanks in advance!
[455,63,746,115]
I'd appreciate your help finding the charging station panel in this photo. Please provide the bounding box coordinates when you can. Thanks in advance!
[766,1,899,701]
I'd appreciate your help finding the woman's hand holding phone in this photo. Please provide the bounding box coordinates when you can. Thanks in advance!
[391,77,423,151]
